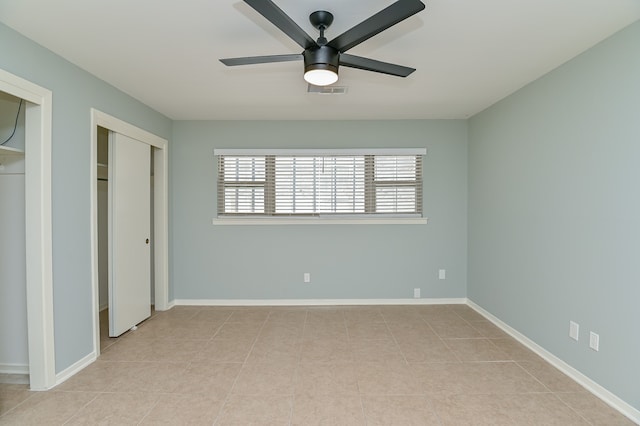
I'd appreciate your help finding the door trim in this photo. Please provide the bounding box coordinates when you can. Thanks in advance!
[0,68,55,390]
[90,109,169,358]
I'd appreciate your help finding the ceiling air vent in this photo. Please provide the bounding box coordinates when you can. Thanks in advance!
[307,84,348,95]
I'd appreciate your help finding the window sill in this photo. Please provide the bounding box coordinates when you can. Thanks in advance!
[212,217,428,226]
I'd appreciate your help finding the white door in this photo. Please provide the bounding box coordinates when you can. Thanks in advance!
[108,132,151,337]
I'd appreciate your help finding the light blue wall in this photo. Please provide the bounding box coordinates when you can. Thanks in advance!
[468,21,640,410]
[0,22,172,373]
[171,120,467,301]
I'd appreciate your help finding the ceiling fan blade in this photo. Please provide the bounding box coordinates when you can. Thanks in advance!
[244,0,317,49]
[220,54,303,66]
[328,0,425,53]
[339,53,415,77]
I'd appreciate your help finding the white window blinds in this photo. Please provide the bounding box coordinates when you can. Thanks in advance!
[216,149,424,218]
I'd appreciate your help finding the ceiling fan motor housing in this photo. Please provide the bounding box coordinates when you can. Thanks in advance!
[303,45,339,75]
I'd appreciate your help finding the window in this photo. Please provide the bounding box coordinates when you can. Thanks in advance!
[215,149,425,221]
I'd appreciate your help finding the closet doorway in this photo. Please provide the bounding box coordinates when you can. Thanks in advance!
[97,128,153,342]
[0,91,28,383]
[0,68,54,390]
[90,110,168,356]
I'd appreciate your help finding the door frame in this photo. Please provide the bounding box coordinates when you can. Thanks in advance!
[0,68,55,390]
[90,109,169,356]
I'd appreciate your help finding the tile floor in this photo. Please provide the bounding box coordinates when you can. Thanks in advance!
[0,304,635,425]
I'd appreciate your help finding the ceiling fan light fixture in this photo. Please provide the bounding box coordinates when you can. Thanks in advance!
[303,46,339,86]
[304,67,338,86]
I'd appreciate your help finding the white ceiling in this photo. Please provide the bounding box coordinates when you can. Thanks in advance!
[1,0,638,120]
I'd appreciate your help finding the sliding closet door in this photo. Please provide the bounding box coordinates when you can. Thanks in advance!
[108,132,151,337]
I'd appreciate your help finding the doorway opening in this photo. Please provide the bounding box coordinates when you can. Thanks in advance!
[90,109,168,358]
[0,91,28,384]
[96,127,157,350]
[0,68,54,390]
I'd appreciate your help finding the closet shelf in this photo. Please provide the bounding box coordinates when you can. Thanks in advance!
[0,145,24,155]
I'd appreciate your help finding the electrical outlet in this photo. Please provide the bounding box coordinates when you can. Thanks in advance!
[569,321,579,341]
[438,269,446,280]
[589,332,599,351]
[303,273,311,283]
[413,288,420,298]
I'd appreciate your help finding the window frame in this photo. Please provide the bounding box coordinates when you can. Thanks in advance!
[213,148,428,225]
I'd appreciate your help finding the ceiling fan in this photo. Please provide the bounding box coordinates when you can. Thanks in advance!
[220,0,426,86]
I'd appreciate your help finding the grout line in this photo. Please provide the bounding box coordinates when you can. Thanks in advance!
[212,307,270,425]
[60,391,101,425]
[135,395,162,426]
[551,392,597,426]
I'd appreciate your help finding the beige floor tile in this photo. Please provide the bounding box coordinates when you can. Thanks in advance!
[65,392,158,425]
[195,338,255,362]
[231,362,297,395]
[443,338,510,361]
[294,362,360,395]
[266,309,308,324]
[291,394,365,425]
[99,336,119,352]
[214,322,263,340]
[171,360,242,397]
[343,307,385,323]
[139,393,225,425]
[557,392,637,425]
[305,308,346,324]
[354,362,423,395]
[346,322,393,340]
[449,305,487,322]
[0,384,32,417]
[121,319,172,340]
[387,321,439,341]
[420,310,467,324]
[0,391,97,425]
[413,361,547,395]
[155,306,201,321]
[144,339,207,362]
[98,337,155,361]
[469,320,510,338]
[431,393,521,425]
[362,395,441,425]
[302,322,348,340]
[227,309,271,324]
[349,339,405,363]
[433,393,590,425]
[190,309,234,323]
[300,337,352,363]
[216,394,292,426]
[2,303,628,425]
[430,321,483,338]
[518,360,588,392]
[107,361,189,393]
[379,306,425,323]
[57,361,123,392]
[489,338,543,361]
[259,322,305,340]
[501,393,590,425]
[245,337,301,364]
[164,322,224,340]
[397,338,457,363]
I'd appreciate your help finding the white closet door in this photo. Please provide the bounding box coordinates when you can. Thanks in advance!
[108,132,151,337]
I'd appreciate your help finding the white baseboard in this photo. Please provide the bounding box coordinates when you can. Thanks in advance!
[0,363,29,375]
[54,351,96,388]
[99,303,108,312]
[467,300,640,425]
[173,298,468,307]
